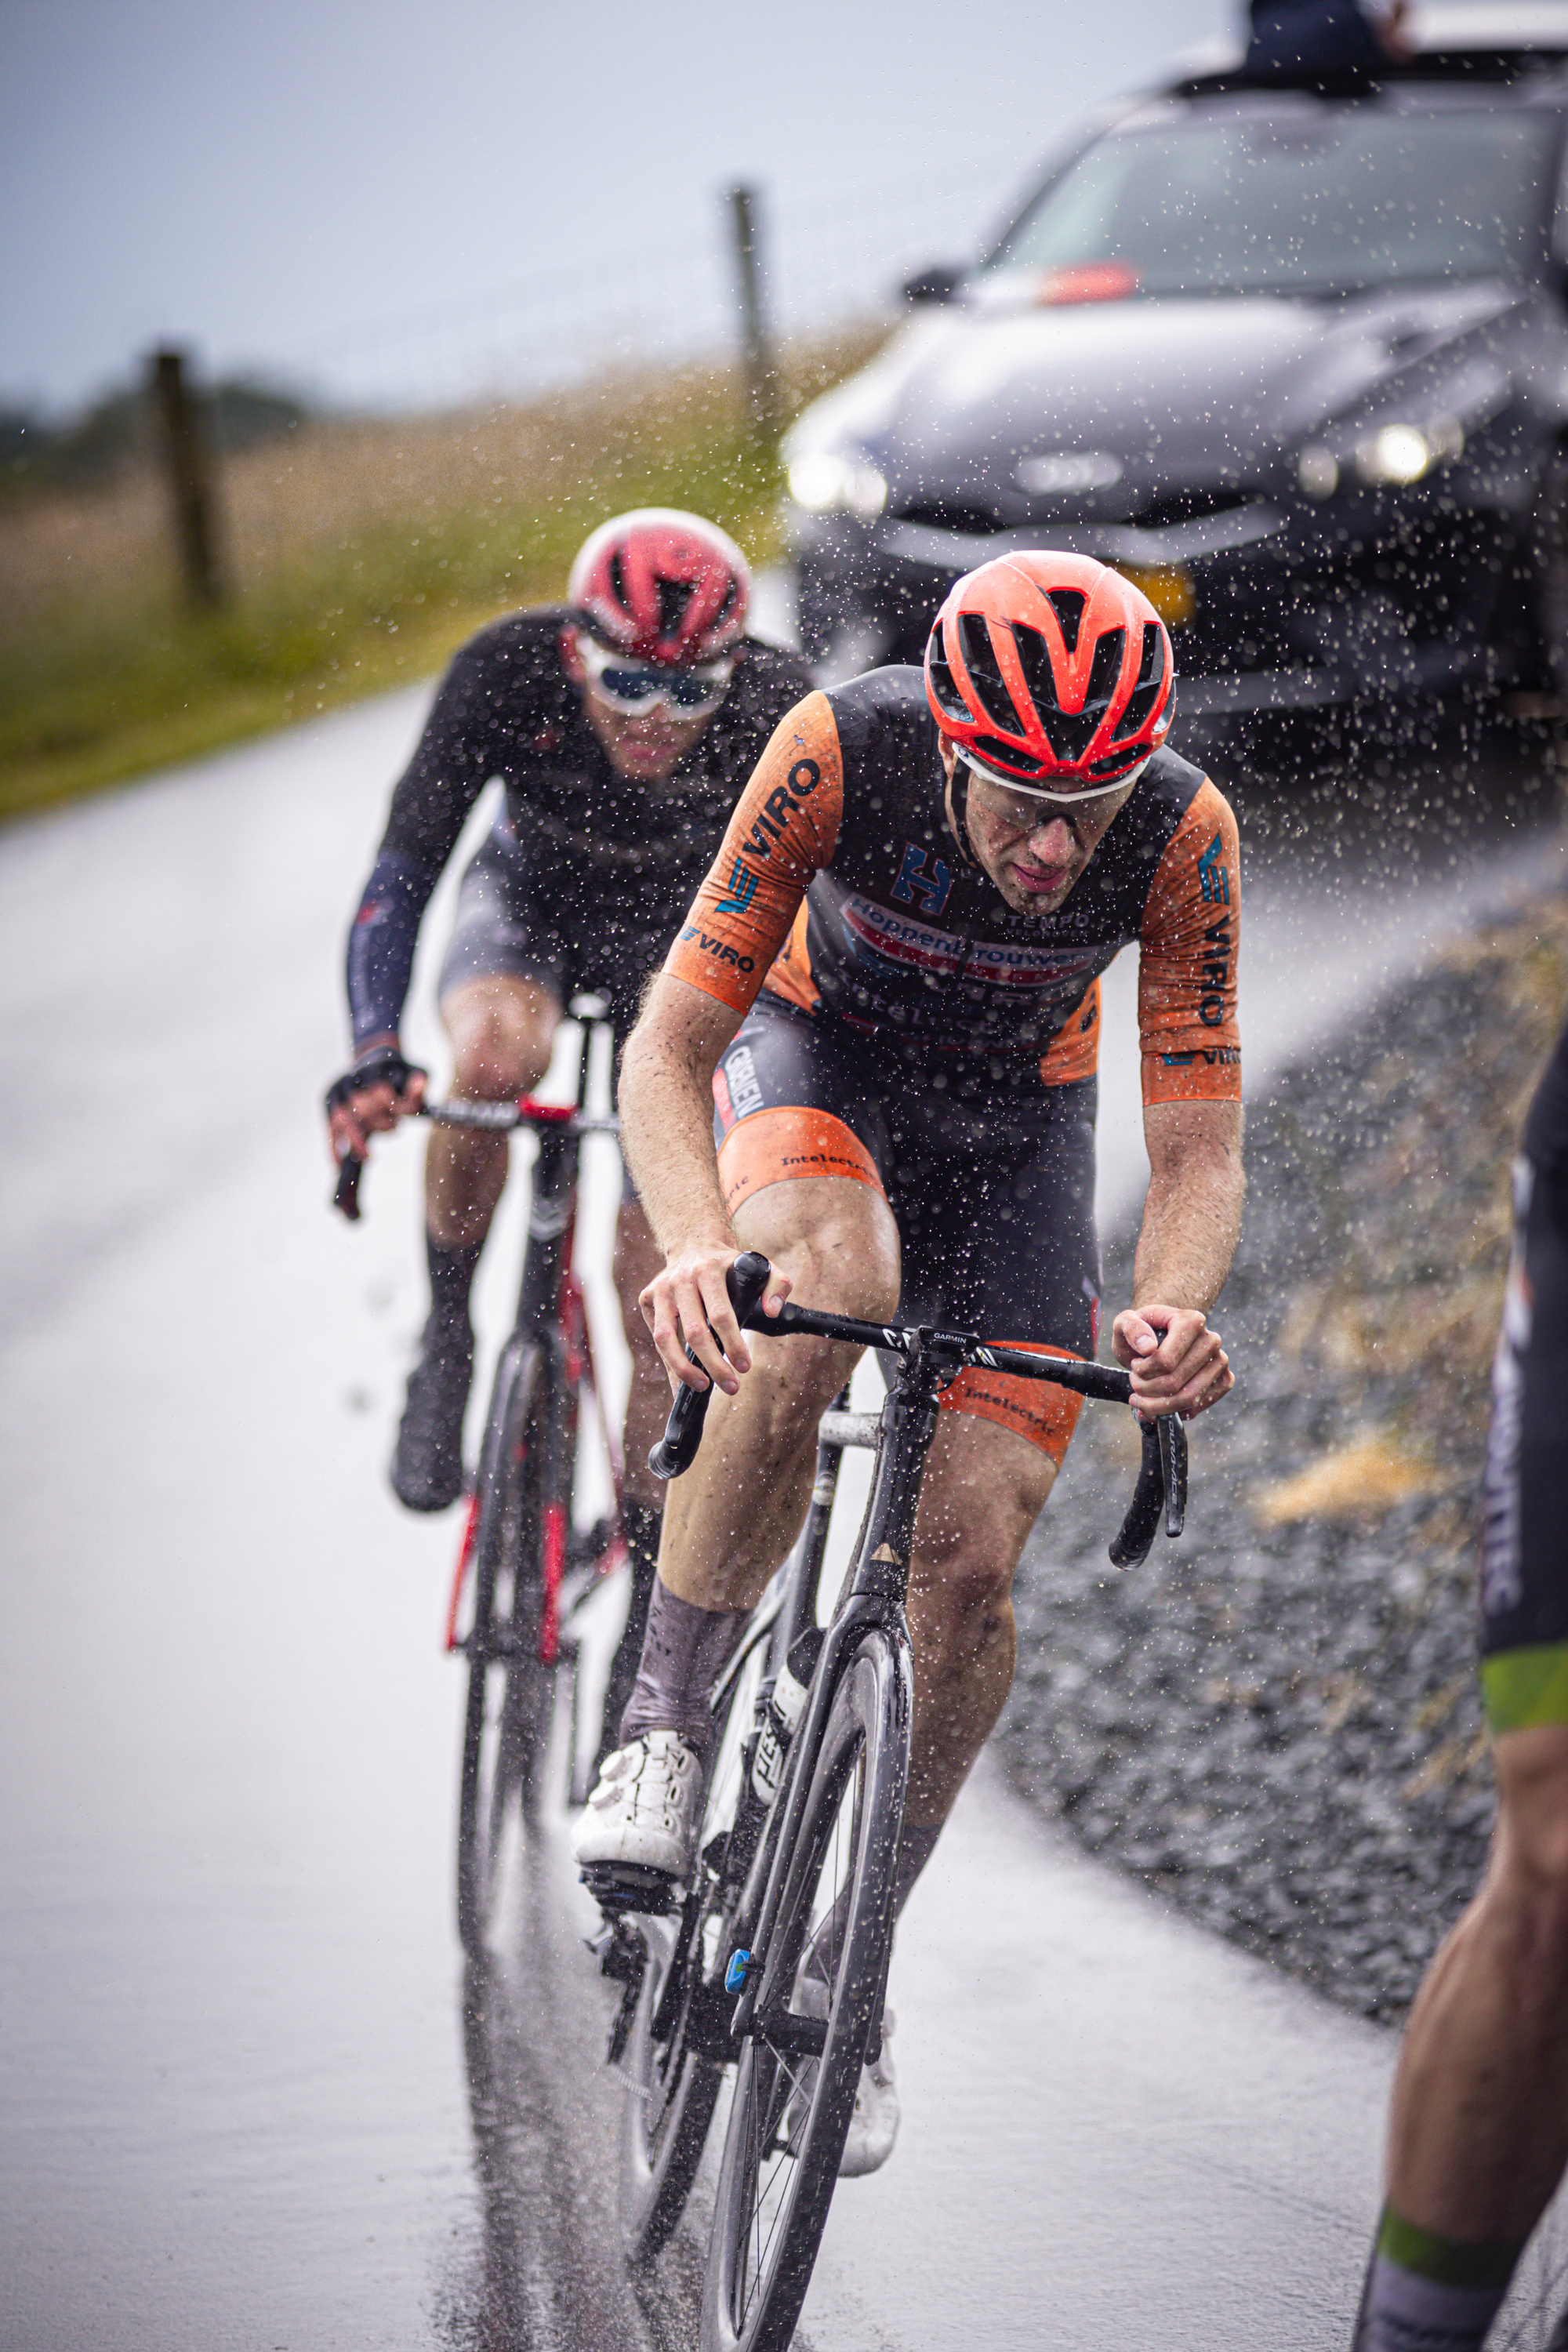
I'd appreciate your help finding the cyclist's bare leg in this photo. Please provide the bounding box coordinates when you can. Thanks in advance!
[597,1200,681,1763]
[615,1201,669,1512]
[656,1174,901,1608]
[427,974,559,1246]
[1383,1723,1568,2249]
[902,1413,1057,1827]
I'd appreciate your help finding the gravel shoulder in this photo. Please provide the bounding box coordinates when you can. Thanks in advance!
[998,883,1568,2022]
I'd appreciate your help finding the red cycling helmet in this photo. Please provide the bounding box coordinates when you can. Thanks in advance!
[925,551,1174,788]
[568,508,750,666]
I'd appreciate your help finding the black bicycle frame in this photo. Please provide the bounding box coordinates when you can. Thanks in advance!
[652,1260,1190,2057]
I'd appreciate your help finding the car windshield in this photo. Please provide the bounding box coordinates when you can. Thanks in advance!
[983,102,1559,296]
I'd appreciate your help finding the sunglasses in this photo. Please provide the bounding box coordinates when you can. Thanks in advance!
[961,751,1148,828]
[577,633,735,718]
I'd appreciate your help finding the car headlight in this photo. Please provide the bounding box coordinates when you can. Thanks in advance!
[786,449,888,521]
[1298,417,1467,500]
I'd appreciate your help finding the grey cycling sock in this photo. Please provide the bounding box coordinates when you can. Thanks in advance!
[1352,2209,1521,2352]
[619,1577,746,1762]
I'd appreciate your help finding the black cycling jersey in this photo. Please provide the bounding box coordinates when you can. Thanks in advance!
[345,605,812,1051]
[1479,1014,1568,1730]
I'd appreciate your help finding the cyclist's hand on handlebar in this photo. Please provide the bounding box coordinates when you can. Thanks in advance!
[1112,1303,1232,1423]
[324,1045,427,1165]
[640,1242,791,1397]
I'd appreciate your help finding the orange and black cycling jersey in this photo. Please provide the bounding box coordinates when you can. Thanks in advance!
[664,668,1240,1106]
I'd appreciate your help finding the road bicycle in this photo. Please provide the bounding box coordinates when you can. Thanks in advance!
[333,997,629,1954]
[592,1251,1187,2352]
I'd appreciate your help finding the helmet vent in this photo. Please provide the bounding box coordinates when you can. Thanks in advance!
[656,576,695,642]
[956,612,1025,735]
[607,550,631,615]
[1035,626,1126,762]
[1046,589,1086,653]
[927,626,969,723]
[1112,623,1166,742]
[1008,622,1060,724]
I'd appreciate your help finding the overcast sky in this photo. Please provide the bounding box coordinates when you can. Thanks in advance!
[2,0,1234,416]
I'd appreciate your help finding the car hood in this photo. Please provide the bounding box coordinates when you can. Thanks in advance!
[793,281,1523,513]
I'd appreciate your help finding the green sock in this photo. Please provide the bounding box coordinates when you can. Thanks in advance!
[1352,2205,1523,2352]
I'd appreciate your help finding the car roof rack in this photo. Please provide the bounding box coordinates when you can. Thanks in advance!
[1166,2,1568,98]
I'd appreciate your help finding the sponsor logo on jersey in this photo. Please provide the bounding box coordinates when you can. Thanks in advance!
[679,921,756,975]
[1198,832,1231,906]
[1199,906,1233,1028]
[839,895,966,976]
[712,1065,737,1132]
[1160,1045,1242,1068]
[715,858,759,918]
[891,843,953,917]
[739,759,821,862]
[724,1044,764,1120]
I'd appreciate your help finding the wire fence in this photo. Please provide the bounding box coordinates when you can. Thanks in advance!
[275,147,1044,415]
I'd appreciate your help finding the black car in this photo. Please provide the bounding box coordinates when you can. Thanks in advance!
[784,5,1568,742]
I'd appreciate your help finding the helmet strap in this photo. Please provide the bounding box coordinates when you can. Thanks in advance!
[942,756,982,869]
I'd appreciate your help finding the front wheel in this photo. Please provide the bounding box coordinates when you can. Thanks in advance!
[700,1628,910,2352]
[456,1341,558,1953]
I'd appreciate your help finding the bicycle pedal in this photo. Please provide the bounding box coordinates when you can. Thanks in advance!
[579,1862,677,1917]
[606,1973,641,2067]
[586,1919,647,1984]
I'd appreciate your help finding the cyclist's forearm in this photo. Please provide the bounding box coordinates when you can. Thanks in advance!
[345,848,437,1050]
[1131,1102,1244,1313]
[619,993,741,1264]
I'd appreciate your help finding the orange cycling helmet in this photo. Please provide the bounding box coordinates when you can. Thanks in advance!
[568,507,750,666]
[925,550,1174,789]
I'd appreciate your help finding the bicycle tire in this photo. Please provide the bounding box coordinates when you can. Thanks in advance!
[620,1631,770,2263]
[456,1340,557,1952]
[701,1628,909,2352]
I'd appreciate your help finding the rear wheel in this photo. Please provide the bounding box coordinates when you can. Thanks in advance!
[456,1341,558,1953]
[619,1628,770,2263]
[700,1631,909,2352]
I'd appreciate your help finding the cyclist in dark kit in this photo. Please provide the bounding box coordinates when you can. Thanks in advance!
[324,510,813,1762]
[1353,1015,1568,2352]
[575,550,1244,2173]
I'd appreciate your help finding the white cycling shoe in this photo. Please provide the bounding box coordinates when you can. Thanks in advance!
[791,1980,900,2177]
[572,1731,703,1894]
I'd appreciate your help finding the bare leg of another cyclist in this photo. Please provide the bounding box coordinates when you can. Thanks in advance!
[391,975,557,1512]
[1353,1731,1568,2350]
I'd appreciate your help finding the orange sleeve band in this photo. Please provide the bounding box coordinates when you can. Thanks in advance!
[1138,778,1242,1106]
[663,691,844,1018]
[717,1107,884,1220]
[939,1342,1085,1465]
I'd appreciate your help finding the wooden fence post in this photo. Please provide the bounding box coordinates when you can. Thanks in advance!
[151,347,226,609]
[727,185,778,443]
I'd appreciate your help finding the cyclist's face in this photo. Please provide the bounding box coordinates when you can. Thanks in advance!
[563,631,715,781]
[942,739,1132,916]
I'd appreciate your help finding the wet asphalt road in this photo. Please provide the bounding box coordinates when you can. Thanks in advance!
[1,664,1563,2350]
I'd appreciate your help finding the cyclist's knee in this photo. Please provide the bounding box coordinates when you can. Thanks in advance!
[1492,1727,1568,1932]
[738,1179,899,1323]
[913,1550,1014,1640]
[442,979,555,1101]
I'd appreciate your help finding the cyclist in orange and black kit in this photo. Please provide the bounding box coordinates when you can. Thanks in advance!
[323,510,812,1763]
[1353,1016,1568,2352]
[573,551,1245,2174]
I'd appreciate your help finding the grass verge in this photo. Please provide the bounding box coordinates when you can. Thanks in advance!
[0,331,882,824]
